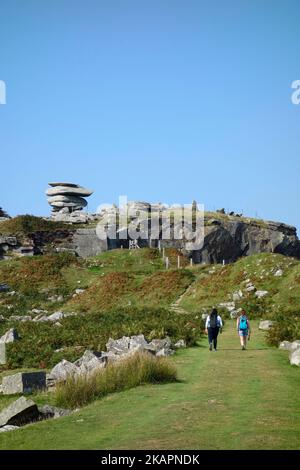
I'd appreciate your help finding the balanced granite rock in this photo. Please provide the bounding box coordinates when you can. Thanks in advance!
[45,182,93,217]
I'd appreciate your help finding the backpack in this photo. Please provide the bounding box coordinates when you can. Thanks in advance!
[239,315,248,330]
[210,314,218,328]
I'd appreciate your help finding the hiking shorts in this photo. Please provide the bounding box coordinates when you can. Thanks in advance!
[239,329,248,337]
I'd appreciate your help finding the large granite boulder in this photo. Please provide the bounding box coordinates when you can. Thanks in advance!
[74,350,107,374]
[48,359,79,382]
[259,320,274,331]
[279,340,300,352]
[0,397,39,427]
[290,348,300,366]
[1,372,46,395]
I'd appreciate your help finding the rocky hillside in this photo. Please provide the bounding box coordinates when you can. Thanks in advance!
[1,212,300,262]
[0,248,299,370]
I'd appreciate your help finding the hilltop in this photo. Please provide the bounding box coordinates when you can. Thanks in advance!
[1,211,300,262]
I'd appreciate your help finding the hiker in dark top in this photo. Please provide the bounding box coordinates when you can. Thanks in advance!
[205,308,223,351]
[237,310,251,350]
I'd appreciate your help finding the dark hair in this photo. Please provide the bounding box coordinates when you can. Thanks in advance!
[210,308,218,317]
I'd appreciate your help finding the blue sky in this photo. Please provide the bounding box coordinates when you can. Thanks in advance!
[0,0,299,230]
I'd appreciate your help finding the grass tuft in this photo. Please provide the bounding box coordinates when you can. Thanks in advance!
[55,352,177,409]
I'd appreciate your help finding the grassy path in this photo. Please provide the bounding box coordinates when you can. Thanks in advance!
[0,320,299,449]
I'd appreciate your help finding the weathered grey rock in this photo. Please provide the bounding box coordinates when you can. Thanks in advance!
[48,182,81,188]
[46,186,93,198]
[274,269,283,277]
[174,339,186,348]
[37,405,71,419]
[31,309,48,315]
[2,372,46,395]
[218,302,236,312]
[0,425,19,433]
[259,320,274,331]
[75,350,107,375]
[232,290,243,301]
[0,328,19,344]
[48,196,88,209]
[201,313,208,320]
[255,290,269,298]
[246,285,256,292]
[129,335,149,351]
[156,347,174,357]
[147,337,173,355]
[0,397,39,427]
[291,340,300,351]
[0,343,6,365]
[106,336,131,355]
[71,229,108,257]
[47,311,65,322]
[191,218,300,264]
[290,348,300,366]
[279,341,294,351]
[100,351,121,363]
[9,315,32,322]
[48,359,79,382]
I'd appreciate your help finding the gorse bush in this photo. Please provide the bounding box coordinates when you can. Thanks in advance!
[0,214,71,236]
[266,311,300,346]
[0,252,79,292]
[55,352,178,408]
[4,306,202,368]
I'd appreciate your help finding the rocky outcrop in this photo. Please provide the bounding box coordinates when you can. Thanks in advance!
[190,218,300,264]
[46,182,93,217]
[1,208,300,262]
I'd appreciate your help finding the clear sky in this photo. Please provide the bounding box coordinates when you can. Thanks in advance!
[0,0,299,230]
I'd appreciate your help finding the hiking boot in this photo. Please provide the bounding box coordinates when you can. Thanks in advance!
[242,345,245,350]
[209,343,213,351]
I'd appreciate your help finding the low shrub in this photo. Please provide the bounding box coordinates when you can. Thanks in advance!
[55,352,177,408]
[4,306,202,368]
[266,311,300,346]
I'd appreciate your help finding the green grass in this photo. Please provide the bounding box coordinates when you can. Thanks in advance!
[0,320,299,450]
[180,253,300,317]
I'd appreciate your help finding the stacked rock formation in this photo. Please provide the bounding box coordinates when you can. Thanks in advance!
[46,183,93,215]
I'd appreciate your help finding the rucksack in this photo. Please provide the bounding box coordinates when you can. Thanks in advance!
[239,315,248,330]
[210,314,218,328]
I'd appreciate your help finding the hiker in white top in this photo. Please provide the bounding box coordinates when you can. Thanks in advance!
[205,308,223,351]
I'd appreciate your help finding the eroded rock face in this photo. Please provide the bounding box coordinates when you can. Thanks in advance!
[191,219,300,264]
